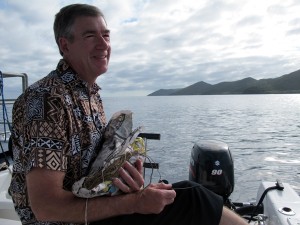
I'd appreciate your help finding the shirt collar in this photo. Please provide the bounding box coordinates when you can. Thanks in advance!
[56,59,100,94]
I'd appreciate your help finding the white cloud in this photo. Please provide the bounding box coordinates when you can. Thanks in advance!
[1,0,300,97]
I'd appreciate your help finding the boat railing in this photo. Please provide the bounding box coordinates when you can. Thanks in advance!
[0,72,28,154]
[1,72,28,94]
[0,71,28,103]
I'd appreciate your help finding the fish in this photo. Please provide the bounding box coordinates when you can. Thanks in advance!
[72,110,145,198]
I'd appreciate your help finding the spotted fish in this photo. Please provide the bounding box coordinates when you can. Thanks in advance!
[72,110,145,198]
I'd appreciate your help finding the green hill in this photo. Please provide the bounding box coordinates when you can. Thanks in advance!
[170,81,212,95]
[148,88,181,96]
[148,69,300,96]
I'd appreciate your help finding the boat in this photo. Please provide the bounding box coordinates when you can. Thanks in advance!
[188,140,300,225]
[0,72,27,224]
[0,72,299,225]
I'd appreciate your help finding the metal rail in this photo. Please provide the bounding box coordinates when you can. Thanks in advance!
[2,72,28,93]
[0,72,29,153]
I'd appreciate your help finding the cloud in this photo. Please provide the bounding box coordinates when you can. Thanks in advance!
[1,0,300,97]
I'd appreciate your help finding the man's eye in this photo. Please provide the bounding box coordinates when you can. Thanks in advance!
[103,35,110,40]
[84,33,96,38]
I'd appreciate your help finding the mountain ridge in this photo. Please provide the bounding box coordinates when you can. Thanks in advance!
[148,69,300,96]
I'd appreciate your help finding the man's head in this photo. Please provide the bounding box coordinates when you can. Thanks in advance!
[54,4,106,56]
[54,4,111,83]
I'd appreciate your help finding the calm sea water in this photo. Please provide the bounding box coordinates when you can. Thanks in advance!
[103,94,300,202]
[2,94,299,202]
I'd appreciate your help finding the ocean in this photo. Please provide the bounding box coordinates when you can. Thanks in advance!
[102,94,300,202]
[2,94,299,202]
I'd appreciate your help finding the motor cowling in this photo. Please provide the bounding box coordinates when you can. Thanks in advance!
[189,140,234,200]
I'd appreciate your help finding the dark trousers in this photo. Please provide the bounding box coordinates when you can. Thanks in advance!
[91,180,223,225]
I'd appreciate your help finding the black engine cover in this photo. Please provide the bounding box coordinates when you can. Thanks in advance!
[189,140,234,199]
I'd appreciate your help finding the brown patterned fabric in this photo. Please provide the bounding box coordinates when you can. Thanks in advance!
[9,59,106,225]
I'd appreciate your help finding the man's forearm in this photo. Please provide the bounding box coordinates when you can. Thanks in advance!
[219,207,248,225]
[34,190,137,223]
[86,192,137,222]
[27,168,138,223]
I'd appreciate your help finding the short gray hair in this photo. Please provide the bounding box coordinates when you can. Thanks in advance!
[53,4,106,56]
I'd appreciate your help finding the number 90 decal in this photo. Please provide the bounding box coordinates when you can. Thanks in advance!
[211,169,223,175]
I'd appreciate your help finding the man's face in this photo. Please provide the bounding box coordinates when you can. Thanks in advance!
[60,15,111,83]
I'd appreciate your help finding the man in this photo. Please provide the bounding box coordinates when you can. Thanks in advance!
[9,4,248,225]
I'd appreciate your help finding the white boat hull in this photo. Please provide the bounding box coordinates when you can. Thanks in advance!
[0,164,300,225]
[256,181,300,225]
[0,165,21,224]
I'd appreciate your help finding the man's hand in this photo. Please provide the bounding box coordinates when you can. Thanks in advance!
[113,158,144,193]
[113,159,176,214]
[133,182,176,214]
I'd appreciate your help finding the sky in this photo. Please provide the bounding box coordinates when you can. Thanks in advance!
[1,0,300,97]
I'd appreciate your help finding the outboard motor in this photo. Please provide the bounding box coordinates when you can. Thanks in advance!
[189,140,234,201]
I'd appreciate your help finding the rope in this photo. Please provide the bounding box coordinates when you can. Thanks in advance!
[85,198,89,225]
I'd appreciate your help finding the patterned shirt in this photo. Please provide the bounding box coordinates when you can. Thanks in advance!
[9,59,106,225]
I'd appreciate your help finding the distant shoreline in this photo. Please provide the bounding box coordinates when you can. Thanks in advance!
[148,69,300,96]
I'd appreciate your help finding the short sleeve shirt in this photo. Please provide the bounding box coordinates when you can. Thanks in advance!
[9,59,106,225]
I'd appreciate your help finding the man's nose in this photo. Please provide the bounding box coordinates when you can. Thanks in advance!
[96,36,110,49]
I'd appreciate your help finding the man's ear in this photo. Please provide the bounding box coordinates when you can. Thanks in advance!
[58,37,69,55]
